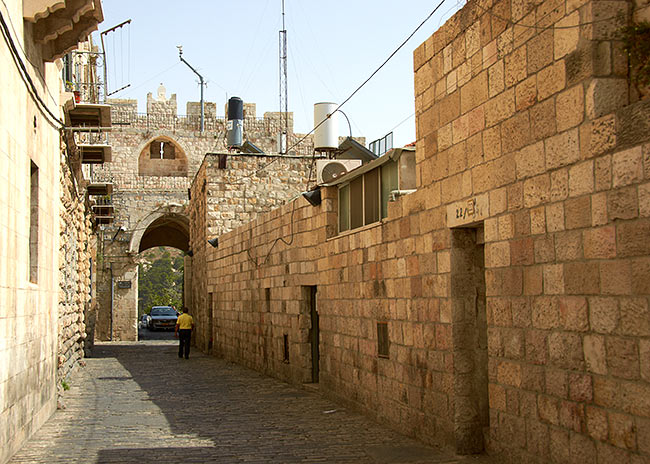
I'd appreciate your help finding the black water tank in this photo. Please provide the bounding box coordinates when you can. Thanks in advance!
[227,97,243,121]
[227,97,244,148]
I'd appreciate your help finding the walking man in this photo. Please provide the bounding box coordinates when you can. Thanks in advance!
[175,307,194,359]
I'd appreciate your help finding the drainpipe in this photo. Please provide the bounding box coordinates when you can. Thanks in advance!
[110,262,114,341]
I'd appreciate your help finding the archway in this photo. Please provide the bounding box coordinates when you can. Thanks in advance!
[129,209,190,254]
[130,208,190,341]
[96,206,191,342]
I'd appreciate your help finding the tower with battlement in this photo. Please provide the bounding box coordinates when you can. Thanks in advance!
[92,85,321,341]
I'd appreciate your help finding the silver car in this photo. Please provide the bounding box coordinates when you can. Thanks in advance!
[139,313,151,329]
[148,306,178,331]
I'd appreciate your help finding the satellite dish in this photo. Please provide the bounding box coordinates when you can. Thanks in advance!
[320,161,349,183]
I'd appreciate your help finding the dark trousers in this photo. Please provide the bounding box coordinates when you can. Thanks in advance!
[178,329,192,358]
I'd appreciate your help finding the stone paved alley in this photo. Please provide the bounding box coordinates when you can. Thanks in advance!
[9,342,496,464]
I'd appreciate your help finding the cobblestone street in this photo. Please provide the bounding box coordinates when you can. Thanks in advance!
[9,342,496,464]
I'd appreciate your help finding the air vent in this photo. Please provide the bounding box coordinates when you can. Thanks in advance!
[316,159,362,184]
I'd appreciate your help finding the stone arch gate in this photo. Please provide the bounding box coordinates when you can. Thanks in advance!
[95,205,190,341]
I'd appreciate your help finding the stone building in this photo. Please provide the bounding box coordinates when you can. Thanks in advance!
[92,87,338,341]
[0,1,105,462]
[188,0,650,461]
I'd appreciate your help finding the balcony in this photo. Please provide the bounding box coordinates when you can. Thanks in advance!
[24,0,104,62]
[91,195,114,225]
[64,98,111,128]
[67,127,111,164]
[63,47,112,164]
[86,182,113,196]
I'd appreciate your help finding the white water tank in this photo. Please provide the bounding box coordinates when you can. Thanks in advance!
[313,102,339,151]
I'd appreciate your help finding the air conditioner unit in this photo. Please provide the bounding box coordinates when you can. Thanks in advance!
[316,159,362,184]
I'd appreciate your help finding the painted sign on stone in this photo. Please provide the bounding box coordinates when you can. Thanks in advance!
[447,193,489,228]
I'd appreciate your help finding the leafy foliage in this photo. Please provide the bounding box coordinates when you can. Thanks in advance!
[138,247,184,315]
[622,21,650,87]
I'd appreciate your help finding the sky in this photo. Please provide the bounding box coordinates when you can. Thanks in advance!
[94,1,465,149]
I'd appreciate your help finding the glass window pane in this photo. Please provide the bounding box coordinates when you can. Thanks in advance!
[339,184,350,232]
[381,161,398,219]
[364,169,380,225]
[350,177,363,230]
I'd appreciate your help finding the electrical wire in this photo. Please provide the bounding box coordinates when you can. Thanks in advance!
[0,0,59,108]
[0,8,65,128]
[221,0,611,265]
[236,0,272,92]
[420,0,595,113]
[244,198,298,267]
[387,112,415,135]
[116,62,180,97]
[231,0,451,186]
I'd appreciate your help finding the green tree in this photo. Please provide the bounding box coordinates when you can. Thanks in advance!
[138,248,184,315]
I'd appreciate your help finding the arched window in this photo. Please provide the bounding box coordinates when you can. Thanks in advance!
[139,137,188,177]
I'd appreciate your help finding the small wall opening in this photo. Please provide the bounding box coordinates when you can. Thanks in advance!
[377,321,389,358]
[283,334,290,363]
[218,153,227,169]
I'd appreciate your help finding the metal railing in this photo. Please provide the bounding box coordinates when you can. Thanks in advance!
[74,131,109,145]
[64,50,105,104]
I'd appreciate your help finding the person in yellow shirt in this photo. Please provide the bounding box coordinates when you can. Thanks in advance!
[175,307,195,359]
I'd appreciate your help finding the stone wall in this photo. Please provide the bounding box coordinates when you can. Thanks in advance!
[412,0,650,459]
[189,0,650,460]
[94,89,322,341]
[187,153,317,351]
[0,2,87,461]
[57,146,94,392]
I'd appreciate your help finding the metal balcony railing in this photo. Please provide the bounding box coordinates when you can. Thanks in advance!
[63,50,105,104]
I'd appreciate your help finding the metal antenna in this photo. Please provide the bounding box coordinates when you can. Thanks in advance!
[279,0,288,154]
[178,46,205,132]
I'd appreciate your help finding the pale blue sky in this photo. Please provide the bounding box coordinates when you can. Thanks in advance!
[95,1,464,148]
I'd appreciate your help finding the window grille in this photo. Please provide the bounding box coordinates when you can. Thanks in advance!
[338,160,398,234]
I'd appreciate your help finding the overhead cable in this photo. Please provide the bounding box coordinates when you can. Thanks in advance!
[233,0,450,184]
[0,9,65,128]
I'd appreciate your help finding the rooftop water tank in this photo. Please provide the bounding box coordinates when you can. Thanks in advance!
[227,97,243,149]
[313,102,339,151]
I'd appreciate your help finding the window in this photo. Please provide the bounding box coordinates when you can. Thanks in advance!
[29,161,39,283]
[218,153,227,169]
[338,159,398,234]
[364,168,379,225]
[349,177,363,230]
[149,140,175,159]
[380,161,398,219]
[139,137,187,177]
[339,184,350,232]
[377,322,389,358]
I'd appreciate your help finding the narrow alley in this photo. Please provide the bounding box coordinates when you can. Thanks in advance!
[8,342,493,464]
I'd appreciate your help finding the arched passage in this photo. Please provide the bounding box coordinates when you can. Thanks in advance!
[95,206,191,342]
[129,207,190,254]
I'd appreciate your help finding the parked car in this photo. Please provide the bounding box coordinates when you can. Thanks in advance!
[139,313,151,329]
[148,306,178,331]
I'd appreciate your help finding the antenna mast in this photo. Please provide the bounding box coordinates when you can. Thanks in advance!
[177,46,205,133]
[279,0,288,154]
